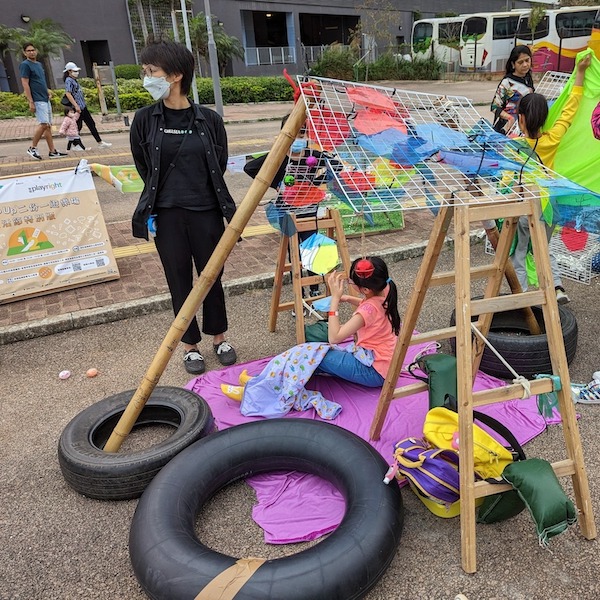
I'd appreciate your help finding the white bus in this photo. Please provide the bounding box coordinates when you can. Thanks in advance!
[515,6,599,73]
[459,11,527,72]
[411,17,465,67]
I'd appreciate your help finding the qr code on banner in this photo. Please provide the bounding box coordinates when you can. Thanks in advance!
[72,262,82,272]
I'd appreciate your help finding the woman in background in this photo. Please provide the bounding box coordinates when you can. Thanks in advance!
[491,45,534,134]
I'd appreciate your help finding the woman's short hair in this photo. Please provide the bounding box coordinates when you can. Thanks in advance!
[140,40,195,96]
[518,93,548,139]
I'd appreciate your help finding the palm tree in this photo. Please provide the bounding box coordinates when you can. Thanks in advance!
[188,13,244,76]
[11,19,73,87]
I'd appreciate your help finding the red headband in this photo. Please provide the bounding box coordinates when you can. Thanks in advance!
[354,258,375,278]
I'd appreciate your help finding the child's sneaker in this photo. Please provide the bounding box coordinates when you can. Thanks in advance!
[27,147,42,160]
[48,150,68,158]
[555,287,570,304]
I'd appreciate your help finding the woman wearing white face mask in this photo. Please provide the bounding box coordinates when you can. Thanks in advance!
[62,62,112,148]
[130,40,238,375]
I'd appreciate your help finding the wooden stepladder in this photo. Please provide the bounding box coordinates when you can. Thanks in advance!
[269,208,353,344]
[369,196,596,573]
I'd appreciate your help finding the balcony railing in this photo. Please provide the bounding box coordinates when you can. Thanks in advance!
[245,46,296,66]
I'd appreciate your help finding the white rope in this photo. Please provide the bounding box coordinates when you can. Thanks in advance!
[470,323,531,399]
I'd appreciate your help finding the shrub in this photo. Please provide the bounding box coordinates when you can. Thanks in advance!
[310,46,356,80]
[195,76,293,104]
[114,64,141,79]
[0,92,29,118]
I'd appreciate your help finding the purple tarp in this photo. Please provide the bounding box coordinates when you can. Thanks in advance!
[186,343,554,544]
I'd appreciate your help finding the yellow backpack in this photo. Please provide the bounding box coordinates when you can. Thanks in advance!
[423,406,523,480]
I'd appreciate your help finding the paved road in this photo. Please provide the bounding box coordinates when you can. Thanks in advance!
[2,247,600,600]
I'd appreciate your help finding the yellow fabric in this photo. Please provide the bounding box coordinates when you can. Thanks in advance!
[522,86,583,170]
[423,407,514,480]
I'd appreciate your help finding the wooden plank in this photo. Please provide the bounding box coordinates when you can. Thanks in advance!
[467,201,534,222]
[370,202,454,440]
[473,377,554,407]
[430,264,496,286]
[474,460,575,497]
[470,291,545,315]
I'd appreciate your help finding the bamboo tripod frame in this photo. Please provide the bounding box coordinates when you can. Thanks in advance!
[369,196,596,572]
[102,99,309,452]
[268,208,353,344]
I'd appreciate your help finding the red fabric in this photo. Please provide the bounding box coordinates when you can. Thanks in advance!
[281,181,326,207]
[307,108,351,151]
[353,109,407,135]
[561,225,588,252]
[346,87,396,112]
[339,170,376,192]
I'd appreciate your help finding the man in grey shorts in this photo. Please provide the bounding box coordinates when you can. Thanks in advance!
[19,42,67,160]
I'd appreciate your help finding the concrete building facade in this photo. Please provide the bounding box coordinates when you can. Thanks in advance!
[1,0,526,93]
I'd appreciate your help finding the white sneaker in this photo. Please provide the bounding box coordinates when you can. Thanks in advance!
[72,146,85,151]
[556,288,570,304]
[98,141,112,148]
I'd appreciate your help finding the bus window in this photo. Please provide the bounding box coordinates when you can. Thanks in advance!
[516,15,550,41]
[413,21,433,53]
[557,10,596,39]
[462,17,486,40]
[439,22,462,46]
[493,16,519,40]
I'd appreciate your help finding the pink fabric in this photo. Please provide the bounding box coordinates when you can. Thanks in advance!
[186,344,554,544]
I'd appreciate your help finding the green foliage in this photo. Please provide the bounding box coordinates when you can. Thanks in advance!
[188,13,245,76]
[310,45,356,80]
[118,91,154,111]
[0,91,29,118]
[11,18,73,58]
[195,76,293,104]
[114,64,141,79]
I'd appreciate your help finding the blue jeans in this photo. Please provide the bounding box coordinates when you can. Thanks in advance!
[315,349,385,387]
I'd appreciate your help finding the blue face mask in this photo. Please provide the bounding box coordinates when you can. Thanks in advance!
[143,75,171,101]
[290,139,307,153]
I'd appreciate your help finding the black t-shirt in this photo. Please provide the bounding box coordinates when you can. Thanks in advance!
[155,105,219,211]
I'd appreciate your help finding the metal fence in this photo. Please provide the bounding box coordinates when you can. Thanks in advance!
[244,46,296,67]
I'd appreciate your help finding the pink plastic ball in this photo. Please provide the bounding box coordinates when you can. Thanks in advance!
[306,155,318,168]
[59,370,71,380]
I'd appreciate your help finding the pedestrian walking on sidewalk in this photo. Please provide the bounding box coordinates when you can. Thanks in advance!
[19,42,67,160]
[63,62,112,148]
[59,108,86,151]
[130,40,238,375]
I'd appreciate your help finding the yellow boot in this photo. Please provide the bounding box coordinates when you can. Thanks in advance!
[239,369,254,385]
[221,384,244,402]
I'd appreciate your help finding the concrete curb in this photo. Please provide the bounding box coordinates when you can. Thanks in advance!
[0,232,484,345]
[0,116,286,144]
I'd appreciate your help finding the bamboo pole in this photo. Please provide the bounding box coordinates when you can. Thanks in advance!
[103,100,307,453]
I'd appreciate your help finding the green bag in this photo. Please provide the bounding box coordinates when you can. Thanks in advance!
[501,458,577,546]
[408,353,457,409]
[304,320,329,342]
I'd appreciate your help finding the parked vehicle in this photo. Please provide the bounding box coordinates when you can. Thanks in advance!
[516,6,599,72]
[459,11,527,72]
[412,16,466,68]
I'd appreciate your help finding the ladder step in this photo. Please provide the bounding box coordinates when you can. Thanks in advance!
[471,291,545,316]
[474,459,575,498]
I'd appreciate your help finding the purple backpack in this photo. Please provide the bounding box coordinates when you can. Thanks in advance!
[392,437,461,506]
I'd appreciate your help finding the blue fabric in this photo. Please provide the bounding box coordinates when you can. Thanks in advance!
[315,348,384,387]
[239,342,382,418]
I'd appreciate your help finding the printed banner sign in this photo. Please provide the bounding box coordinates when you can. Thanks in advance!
[0,167,120,303]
